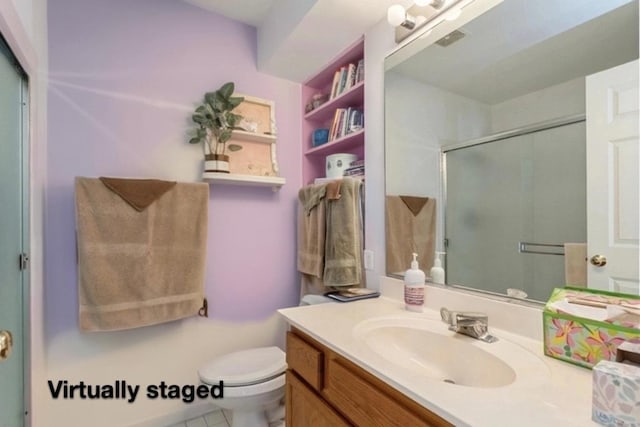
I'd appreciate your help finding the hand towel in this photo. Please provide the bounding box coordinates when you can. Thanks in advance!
[564,243,587,287]
[99,177,176,211]
[75,177,208,331]
[385,195,436,275]
[297,183,327,277]
[323,178,363,287]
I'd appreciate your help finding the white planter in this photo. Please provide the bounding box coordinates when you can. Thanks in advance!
[204,154,230,174]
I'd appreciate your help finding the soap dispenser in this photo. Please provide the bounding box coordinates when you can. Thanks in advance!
[430,252,445,284]
[404,252,425,312]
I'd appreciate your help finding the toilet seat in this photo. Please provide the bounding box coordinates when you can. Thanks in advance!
[209,373,286,398]
[198,346,287,387]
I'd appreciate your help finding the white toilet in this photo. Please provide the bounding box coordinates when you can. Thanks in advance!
[198,296,331,426]
[198,346,287,427]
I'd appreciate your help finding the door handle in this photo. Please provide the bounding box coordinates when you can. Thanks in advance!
[0,330,13,361]
[590,255,607,267]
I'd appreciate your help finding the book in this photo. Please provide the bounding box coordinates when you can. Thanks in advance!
[337,66,348,96]
[324,288,380,302]
[330,70,341,99]
[355,59,364,84]
[345,63,356,91]
[348,109,364,133]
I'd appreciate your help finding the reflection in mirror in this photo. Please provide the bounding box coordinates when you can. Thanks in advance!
[384,0,639,302]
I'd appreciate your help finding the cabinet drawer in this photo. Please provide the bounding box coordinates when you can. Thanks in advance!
[325,358,453,427]
[286,331,324,390]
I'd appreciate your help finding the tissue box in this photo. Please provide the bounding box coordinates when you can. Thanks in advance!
[592,360,640,426]
[543,287,640,369]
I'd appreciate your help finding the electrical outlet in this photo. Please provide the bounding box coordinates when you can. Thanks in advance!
[364,249,374,270]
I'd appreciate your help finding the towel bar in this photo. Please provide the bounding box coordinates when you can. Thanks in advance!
[518,241,564,256]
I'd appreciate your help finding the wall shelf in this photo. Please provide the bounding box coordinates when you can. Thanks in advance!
[231,129,277,144]
[202,172,286,191]
[304,129,364,156]
[304,82,364,123]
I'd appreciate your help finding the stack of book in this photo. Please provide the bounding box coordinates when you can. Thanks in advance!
[343,159,364,177]
[329,59,365,99]
[328,108,363,141]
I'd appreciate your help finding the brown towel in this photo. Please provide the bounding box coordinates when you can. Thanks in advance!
[99,177,176,211]
[386,195,436,275]
[297,183,327,277]
[564,243,587,287]
[323,178,363,287]
[75,177,208,331]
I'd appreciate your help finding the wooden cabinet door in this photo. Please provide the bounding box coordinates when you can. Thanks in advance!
[286,371,350,427]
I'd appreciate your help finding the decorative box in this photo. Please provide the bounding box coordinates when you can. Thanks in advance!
[543,287,640,369]
[592,360,640,426]
[312,128,329,147]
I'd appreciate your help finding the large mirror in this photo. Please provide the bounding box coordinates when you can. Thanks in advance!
[384,0,639,303]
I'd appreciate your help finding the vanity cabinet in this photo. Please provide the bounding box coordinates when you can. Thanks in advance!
[285,328,453,427]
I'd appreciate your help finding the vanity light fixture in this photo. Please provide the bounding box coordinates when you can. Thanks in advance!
[387,0,475,43]
[387,4,417,29]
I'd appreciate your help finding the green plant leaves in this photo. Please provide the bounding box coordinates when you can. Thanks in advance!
[219,82,234,99]
[189,82,245,151]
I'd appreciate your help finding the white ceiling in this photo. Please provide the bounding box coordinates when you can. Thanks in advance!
[182,0,405,82]
[390,0,639,104]
[182,0,276,26]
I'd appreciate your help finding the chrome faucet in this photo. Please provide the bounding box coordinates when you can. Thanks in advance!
[440,308,498,343]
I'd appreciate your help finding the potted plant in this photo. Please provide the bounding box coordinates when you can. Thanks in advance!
[189,82,244,173]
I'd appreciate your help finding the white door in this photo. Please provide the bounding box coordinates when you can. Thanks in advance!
[0,35,27,426]
[586,59,639,293]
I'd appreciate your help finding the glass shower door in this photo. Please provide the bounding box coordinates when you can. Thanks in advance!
[445,121,586,302]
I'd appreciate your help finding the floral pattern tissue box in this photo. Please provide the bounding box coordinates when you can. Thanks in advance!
[592,360,640,427]
[543,287,640,368]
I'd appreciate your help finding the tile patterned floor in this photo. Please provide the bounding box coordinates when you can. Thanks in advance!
[167,409,230,427]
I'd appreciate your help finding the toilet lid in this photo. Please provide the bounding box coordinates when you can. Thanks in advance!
[198,346,287,386]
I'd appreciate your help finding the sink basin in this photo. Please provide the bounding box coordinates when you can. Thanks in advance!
[353,316,546,388]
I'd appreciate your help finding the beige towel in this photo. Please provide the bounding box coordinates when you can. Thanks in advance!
[564,243,587,287]
[75,177,208,331]
[385,195,436,276]
[323,178,363,287]
[297,183,327,277]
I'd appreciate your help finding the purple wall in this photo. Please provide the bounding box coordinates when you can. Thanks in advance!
[46,0,302,339]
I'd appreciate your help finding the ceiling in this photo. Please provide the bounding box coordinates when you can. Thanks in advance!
[182,0,406,82]
[390,0,639,104]
[182,0,276,26]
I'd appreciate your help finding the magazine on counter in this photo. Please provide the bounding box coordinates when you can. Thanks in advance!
[324,288,380,302]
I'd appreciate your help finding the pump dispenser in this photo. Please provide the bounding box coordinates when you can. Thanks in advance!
[430,252,445,284]
[404,252,425,312]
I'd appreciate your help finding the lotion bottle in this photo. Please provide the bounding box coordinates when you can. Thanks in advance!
[430,252,445,284]
[404,252,425,312]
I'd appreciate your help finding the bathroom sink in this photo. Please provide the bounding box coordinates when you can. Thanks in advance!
[353,316,547,388]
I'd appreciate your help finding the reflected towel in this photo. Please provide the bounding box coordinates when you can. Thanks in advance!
[75,177,208,331]
[564,243,587,287]
[385,196,436,275]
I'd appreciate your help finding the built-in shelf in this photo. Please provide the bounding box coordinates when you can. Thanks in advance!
[231,129,277,144]
[304,129,365,156]
[301,36,365,184]
[304,82,364,123]
[202,172,286,191]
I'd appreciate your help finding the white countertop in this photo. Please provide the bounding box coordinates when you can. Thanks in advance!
[279,289,597,427]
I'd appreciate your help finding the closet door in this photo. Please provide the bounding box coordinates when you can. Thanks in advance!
[586,59,639,293]
[0,34,27,427]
